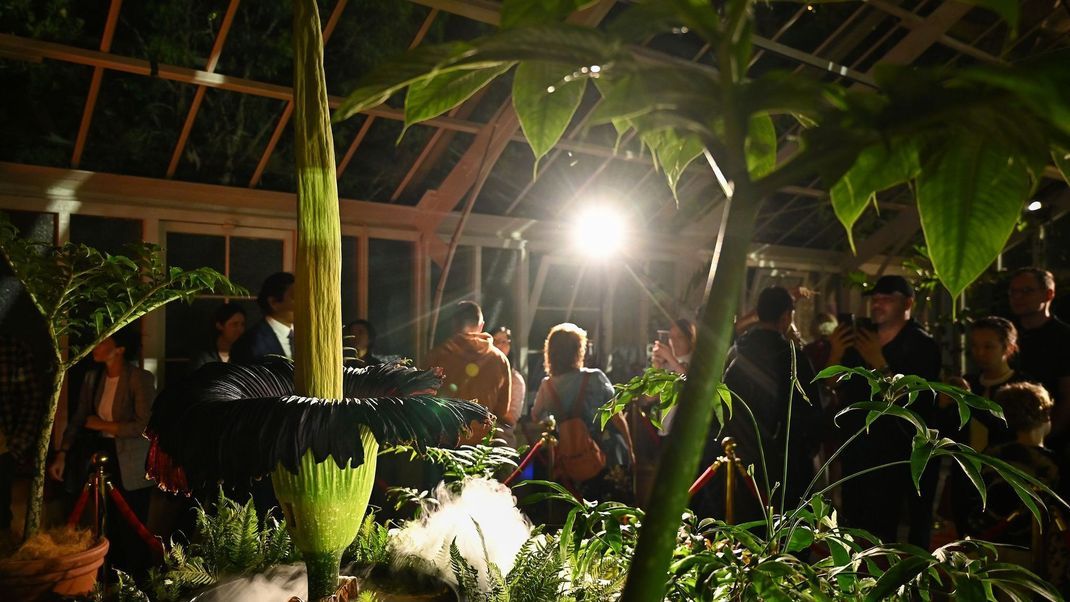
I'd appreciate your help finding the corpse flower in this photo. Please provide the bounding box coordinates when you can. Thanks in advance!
[146,357,491,598]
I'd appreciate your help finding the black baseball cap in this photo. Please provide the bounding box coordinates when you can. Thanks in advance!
[863,275,914,298]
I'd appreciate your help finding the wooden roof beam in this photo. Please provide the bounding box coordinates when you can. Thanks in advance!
[411,0,618,265]
[70,0,122,169]
[166,0,240,178]
[0,33,645,165]
[338,8,441,182]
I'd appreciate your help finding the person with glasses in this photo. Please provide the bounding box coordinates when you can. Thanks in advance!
[1008,267,1070,447]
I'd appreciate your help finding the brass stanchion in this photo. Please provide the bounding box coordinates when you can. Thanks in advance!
[689,437,766,524]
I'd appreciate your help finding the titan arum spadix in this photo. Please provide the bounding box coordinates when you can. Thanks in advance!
[145,2,491,600]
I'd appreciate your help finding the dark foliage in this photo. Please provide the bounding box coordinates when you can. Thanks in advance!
[146,357,491,493]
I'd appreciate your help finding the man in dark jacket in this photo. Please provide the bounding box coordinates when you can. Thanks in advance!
[830,275,945,548]
[231,272,295,363]
[693,286,822,523]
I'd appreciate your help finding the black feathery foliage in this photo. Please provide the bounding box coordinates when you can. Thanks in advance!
[146,357,491,493]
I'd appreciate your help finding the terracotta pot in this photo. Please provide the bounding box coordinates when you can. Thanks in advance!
[0,537,109,600]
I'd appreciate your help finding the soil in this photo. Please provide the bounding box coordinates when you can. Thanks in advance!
[0,526,96,561]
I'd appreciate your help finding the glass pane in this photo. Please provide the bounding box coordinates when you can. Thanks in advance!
[5,210,55,243]
[368,239,414,361]
[0,212,54,378]
[481,247,519,337]
[429,245,476,348]
[341,235,359,324]
[70,214,141,255]
[229,236,285,293]
[166,232,225,273]
[163,298,257,388]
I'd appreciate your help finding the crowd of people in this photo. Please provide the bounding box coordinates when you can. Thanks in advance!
[2,266,1069,580]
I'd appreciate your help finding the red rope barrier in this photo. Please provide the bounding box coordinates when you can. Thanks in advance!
[107,485,165,559]
[67,484,91,527]
[504,438,545,485]
[689,462,722,497]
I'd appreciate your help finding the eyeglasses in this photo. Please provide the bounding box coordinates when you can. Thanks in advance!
[1009,287,1041,296]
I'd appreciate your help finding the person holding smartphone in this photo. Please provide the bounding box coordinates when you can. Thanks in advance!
[651,318,696,435]
[830,275,945,549]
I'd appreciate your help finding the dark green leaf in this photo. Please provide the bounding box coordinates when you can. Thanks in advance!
[643,128,706,199]
[830,140,919,253]
[500,0,596,29]
[909,435,936,493]
[745,113,777,179]
[404,63,513,133]
[334,41,479,122]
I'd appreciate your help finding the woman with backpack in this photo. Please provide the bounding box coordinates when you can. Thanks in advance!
[531,323,635,503]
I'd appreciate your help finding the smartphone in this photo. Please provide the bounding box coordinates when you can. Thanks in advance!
[657,330,671,344]
[856,317,878,333]
[836,312,854,328]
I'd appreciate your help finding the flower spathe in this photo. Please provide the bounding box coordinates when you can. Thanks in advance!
[145,357,492,494]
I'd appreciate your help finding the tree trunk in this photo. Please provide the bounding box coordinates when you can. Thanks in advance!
[24,365,64,540]
[621,191,762,601]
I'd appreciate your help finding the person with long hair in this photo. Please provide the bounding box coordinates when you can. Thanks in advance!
[531,323,635,502]
[189,302,246,371]
[651,318,696,436]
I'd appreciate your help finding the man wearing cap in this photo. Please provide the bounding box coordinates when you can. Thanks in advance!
[827,275,945,548]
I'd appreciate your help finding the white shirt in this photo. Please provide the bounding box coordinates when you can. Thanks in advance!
[266,316,294,359]
[97,375,119,438]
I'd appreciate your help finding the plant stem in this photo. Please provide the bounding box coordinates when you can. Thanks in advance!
[24,361,63,539]
[622,193,761,601]
[304,550,343,602]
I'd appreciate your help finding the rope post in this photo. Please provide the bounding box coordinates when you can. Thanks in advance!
[504,416,559,486]
[91,452,109,538]
[722,437,736,525]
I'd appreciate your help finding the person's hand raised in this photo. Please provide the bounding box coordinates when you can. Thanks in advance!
[854,328,887,371]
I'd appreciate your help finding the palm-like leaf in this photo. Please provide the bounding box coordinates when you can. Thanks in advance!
[146,358,491,494]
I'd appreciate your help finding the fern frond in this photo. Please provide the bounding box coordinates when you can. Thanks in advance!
[450,539,482,599]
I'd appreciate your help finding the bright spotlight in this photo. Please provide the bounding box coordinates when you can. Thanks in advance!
[573,206,625,259]
[1027,200,1043,212]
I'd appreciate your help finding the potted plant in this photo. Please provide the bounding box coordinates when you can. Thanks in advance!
[332,0,1070,599]
[0,212,240,598]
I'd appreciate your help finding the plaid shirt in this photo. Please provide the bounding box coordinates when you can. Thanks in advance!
[0,336,46,462]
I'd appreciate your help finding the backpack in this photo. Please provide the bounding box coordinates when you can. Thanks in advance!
[545,372,606,482]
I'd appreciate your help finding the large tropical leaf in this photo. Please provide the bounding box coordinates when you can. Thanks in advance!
[917,132,1031,298]
[642,128,706,200]
[404,63,514,134]
[605,0,722,47]
[954,50,1070,137]
[830,139,920,253]
[512,61,587,167]
[146,358,490,493]
[500,0,597,30]
[745,114,777,179]
[334,41,482,122]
